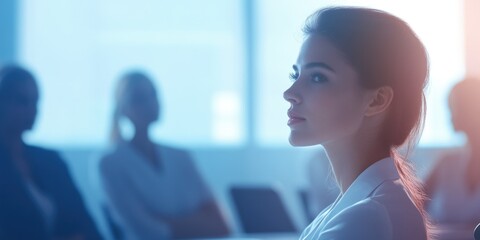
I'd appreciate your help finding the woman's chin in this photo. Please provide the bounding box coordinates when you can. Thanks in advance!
[288,135,317,147]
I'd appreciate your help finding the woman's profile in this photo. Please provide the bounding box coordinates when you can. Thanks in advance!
[284,7,430,240]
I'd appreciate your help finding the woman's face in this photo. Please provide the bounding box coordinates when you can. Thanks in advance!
[0,79,39,133]
[283,35,373,147]
[122,79,160,127]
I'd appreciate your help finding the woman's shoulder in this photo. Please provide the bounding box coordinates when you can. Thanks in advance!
[329,194,426,239]
[155,143,193,161]
[98,143,133,170]
[26,145,60,158]
[25,145,65,169]
[340,198,391,221]
[368,181,427,235]
[101,141,134,157]
[371,180,418,209]
[437,146,467,163]
[430,148,467,177]
[324,199,392,238]
[155,143,188,154]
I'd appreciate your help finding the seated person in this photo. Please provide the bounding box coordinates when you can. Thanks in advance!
[0,65,103,240]
[425,78,480,227]
[100,70,230,240]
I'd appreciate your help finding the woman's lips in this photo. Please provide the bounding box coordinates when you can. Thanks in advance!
[288,117,306,125]
[287,111,306,125]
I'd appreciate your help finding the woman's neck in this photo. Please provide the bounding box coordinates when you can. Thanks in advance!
[130,124,161,169]
[467,136,480,160]
[0,129,30,179]
[323,132,389,193]
[131,125,152,146]
[0,128,23,152]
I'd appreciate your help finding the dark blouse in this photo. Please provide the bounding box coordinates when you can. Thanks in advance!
[0,144,103,240]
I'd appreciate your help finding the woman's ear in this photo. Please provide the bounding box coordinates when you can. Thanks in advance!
[365,86,394,117]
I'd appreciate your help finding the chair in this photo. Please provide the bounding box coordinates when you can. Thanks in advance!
[229,186,297,234]
[298,188,314,222]
[474,223,480,240]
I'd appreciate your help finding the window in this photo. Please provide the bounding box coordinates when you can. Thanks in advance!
[19,0,246,147]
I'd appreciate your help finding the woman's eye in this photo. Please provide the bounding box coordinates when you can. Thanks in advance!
[311,73,328,83]
[289,72,299,81]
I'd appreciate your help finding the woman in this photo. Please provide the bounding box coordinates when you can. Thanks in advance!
[0,65,103,240]
[284,7,430,239]
[425,78,480,227]
[100,71,230,240]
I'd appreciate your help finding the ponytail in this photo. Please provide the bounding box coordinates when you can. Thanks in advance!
[110,72,130,145]
[392,149,434,240]
[390,96,434,240]
[110,107,123,144]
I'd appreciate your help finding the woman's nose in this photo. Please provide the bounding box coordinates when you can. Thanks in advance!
[283,84,300,105]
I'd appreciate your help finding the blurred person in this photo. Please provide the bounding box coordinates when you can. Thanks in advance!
[0,65,103,240]
[425,78,480,227]
[284,7,431,239]
[99,70,230,240]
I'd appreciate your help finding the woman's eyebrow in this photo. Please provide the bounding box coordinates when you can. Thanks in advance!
[304,62,335,73]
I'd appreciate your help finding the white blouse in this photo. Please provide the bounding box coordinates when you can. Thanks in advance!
[100,142,213,240]
[300,157,427,240]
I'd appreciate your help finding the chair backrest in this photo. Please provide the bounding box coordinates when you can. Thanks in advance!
[474,223,480,240]
[229,186,297,234]
[298,188,314,222]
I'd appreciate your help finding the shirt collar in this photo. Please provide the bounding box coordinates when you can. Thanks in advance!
[318,157,399,229]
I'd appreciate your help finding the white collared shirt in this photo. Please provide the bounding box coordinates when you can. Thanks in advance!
[300,157,427,240]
